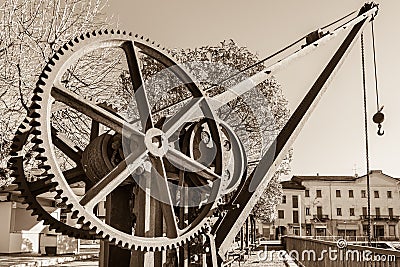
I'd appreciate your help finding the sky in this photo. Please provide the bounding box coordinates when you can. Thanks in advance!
[106,0,400,178]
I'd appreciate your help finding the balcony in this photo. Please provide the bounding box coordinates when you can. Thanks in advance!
[360,215,399,221]
[313,215,329,222]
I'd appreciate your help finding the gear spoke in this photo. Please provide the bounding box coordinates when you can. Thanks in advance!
[51,83,144,139]
[51,127,83,163]
[80,150,148,210]
[63,166,87,184]
[162,97,204,138]
[122,41,154,130]
[166,147,221,181]
[150,156,179,237]
[90,120,99,141]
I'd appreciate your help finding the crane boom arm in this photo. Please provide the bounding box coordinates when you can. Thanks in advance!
[211,3,378,263]
[210,4,378,110]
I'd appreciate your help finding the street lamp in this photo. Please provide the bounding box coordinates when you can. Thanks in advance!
[344,221,347,240]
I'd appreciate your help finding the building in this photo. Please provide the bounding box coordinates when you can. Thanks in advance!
[0,184,79,254]
[268,170,400,241]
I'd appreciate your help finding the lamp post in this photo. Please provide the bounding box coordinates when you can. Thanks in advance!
[344,221,347,240]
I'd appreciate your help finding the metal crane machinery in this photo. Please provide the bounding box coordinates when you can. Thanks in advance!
[8,2,382,266]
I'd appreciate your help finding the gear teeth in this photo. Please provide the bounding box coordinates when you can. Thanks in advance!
[54,190,63,199]
[32,145,45,154]
[29,112,41,119]
[71,211,79,219]
[34,155,47,163]
[9,30,215,251]
[64,204,73,213]
[77,216,85,224]
[29,119,40,126]
[37,163,51,171]
[31,136,43,144]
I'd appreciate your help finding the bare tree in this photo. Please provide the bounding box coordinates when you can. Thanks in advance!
[0,0,112,183]
[141,40,291,221]
[0,1,289,224]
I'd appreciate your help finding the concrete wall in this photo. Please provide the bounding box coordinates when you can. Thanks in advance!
[0,202,13,253]
[0,201,73,254]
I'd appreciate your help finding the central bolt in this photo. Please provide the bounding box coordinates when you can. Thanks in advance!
[152,135,162,148]
[144,128,168,157]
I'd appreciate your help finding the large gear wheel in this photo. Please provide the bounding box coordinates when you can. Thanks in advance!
[24,29,246,251]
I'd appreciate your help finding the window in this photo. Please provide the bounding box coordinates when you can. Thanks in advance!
[389,208,393,218]
[374,191,379,198]
[363,225,369,236]
[349,190,354,198]
[305,190,310,197]
[336,190,341,197]
[350,208,355,216]
[388,191,392,199]
[316,190,322,198]
[337,208,342,216]
[375,207,380,217]
[293,227,300,236]
[278,210,284,219]
[292,195,298,208]
[282,195,286,204]
[293,211,299,223]
[317,206,323,217]
[361,190,366,198]
[389,225,396,236]
[362,207,367,216]
[305,207,310,216]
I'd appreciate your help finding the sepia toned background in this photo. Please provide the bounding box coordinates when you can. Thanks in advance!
[107,0,400,177]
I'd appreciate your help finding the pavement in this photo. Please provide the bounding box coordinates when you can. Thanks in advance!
[0,250,298,267]
[0,253,98,267]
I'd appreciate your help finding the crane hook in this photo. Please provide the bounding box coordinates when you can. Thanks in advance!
[377,124,384,136]
[373,110,384,136]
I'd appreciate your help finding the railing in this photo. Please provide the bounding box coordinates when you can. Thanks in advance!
[310,235,369,242]
[283,236,400,267]
[309,235,400,242]
[360,215,400,221]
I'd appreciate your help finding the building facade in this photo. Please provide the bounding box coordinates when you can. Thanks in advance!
[265,170,400,241]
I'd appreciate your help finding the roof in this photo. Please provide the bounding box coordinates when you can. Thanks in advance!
[292,170,400,184]
[292,176,357,183]
[281,180,305,190]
